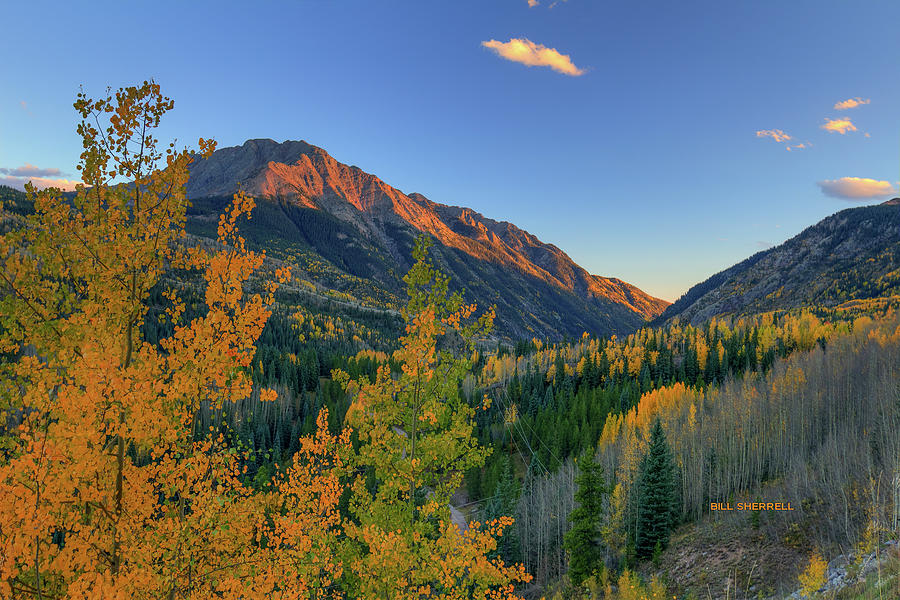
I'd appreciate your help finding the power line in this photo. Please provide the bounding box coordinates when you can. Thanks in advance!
[493,387,554,476]
[498,386,563,471]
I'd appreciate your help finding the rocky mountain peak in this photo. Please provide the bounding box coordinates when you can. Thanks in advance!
[184,138,668,336]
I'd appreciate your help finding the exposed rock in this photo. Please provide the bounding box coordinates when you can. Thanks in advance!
[785,541,899,599]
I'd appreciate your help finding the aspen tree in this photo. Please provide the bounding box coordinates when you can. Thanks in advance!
[0,83,345,598]
[335,235,530,599]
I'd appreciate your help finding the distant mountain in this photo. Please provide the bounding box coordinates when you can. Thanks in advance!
[185,138,668,340]
[657,199,900,325]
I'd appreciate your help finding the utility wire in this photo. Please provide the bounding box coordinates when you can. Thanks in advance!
[498,386,563,471]
[493,387,553,476]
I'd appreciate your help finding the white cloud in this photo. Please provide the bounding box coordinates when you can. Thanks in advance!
[786,142,811,152]
[0,164,80,191]
[817,177,897,200]
[0,164,64,178]
[0,176,81,192]
[834,97,870,110]
[481,38,586,76]
[0,164,79,192]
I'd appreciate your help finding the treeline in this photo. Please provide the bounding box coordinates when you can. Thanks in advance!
[145,267,900,591]
[183,292,890,545]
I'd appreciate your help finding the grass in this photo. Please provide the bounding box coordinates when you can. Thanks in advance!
[832,551,900,600]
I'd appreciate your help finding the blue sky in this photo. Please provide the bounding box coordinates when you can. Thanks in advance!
[2,0,898,301]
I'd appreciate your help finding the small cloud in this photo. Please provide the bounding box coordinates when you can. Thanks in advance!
[865,132,871,138]
[756,241,773,249]
[834,97,870,110]
[786,142,811,152]
[756,129,792,143]
[817,177,897,200]
[527,0,539,6]
[19,100,27,110]
[0,164,79,192]
[821,117,857,134]
[0,164,64,178]
[481,37,586,76]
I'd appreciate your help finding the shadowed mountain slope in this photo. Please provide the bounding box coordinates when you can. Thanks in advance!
[657,199,900,325]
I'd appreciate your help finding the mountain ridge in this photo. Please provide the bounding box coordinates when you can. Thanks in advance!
[656,201,900,325]
[185,138,668,339]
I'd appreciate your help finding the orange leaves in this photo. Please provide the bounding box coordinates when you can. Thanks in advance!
[258,388,278,403]
[162,286,186,323]
[0,84,532,599]
[197,137,217,159]
[0,83,342,599]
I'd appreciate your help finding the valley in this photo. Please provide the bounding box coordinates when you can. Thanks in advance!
[1,88,898,600]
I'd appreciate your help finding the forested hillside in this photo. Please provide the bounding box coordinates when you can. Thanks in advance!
[0,85,529,599]
[505,308,900,597]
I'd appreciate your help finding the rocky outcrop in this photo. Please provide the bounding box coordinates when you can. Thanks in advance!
[786,541,899,599]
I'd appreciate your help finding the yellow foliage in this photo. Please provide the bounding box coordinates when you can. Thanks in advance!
[613,570,667,600]
[798,550,828,596]
[601,483,628,561]
[626,382,700,436]
[0,83,348,598]
[335,235,529,598]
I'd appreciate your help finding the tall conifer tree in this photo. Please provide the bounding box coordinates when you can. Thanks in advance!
[635,419,678,559]
[485,455,522,563]
[564,449,609,586]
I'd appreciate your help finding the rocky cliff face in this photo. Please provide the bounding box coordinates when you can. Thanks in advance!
[185,138,668,339]
[657,199,900,325]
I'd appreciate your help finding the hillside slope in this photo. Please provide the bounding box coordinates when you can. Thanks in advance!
[657,199,900,325]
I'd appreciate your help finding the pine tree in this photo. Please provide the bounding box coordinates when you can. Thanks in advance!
[563,448,609,586]
[485,455,522,563]
[635,419,678,559]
